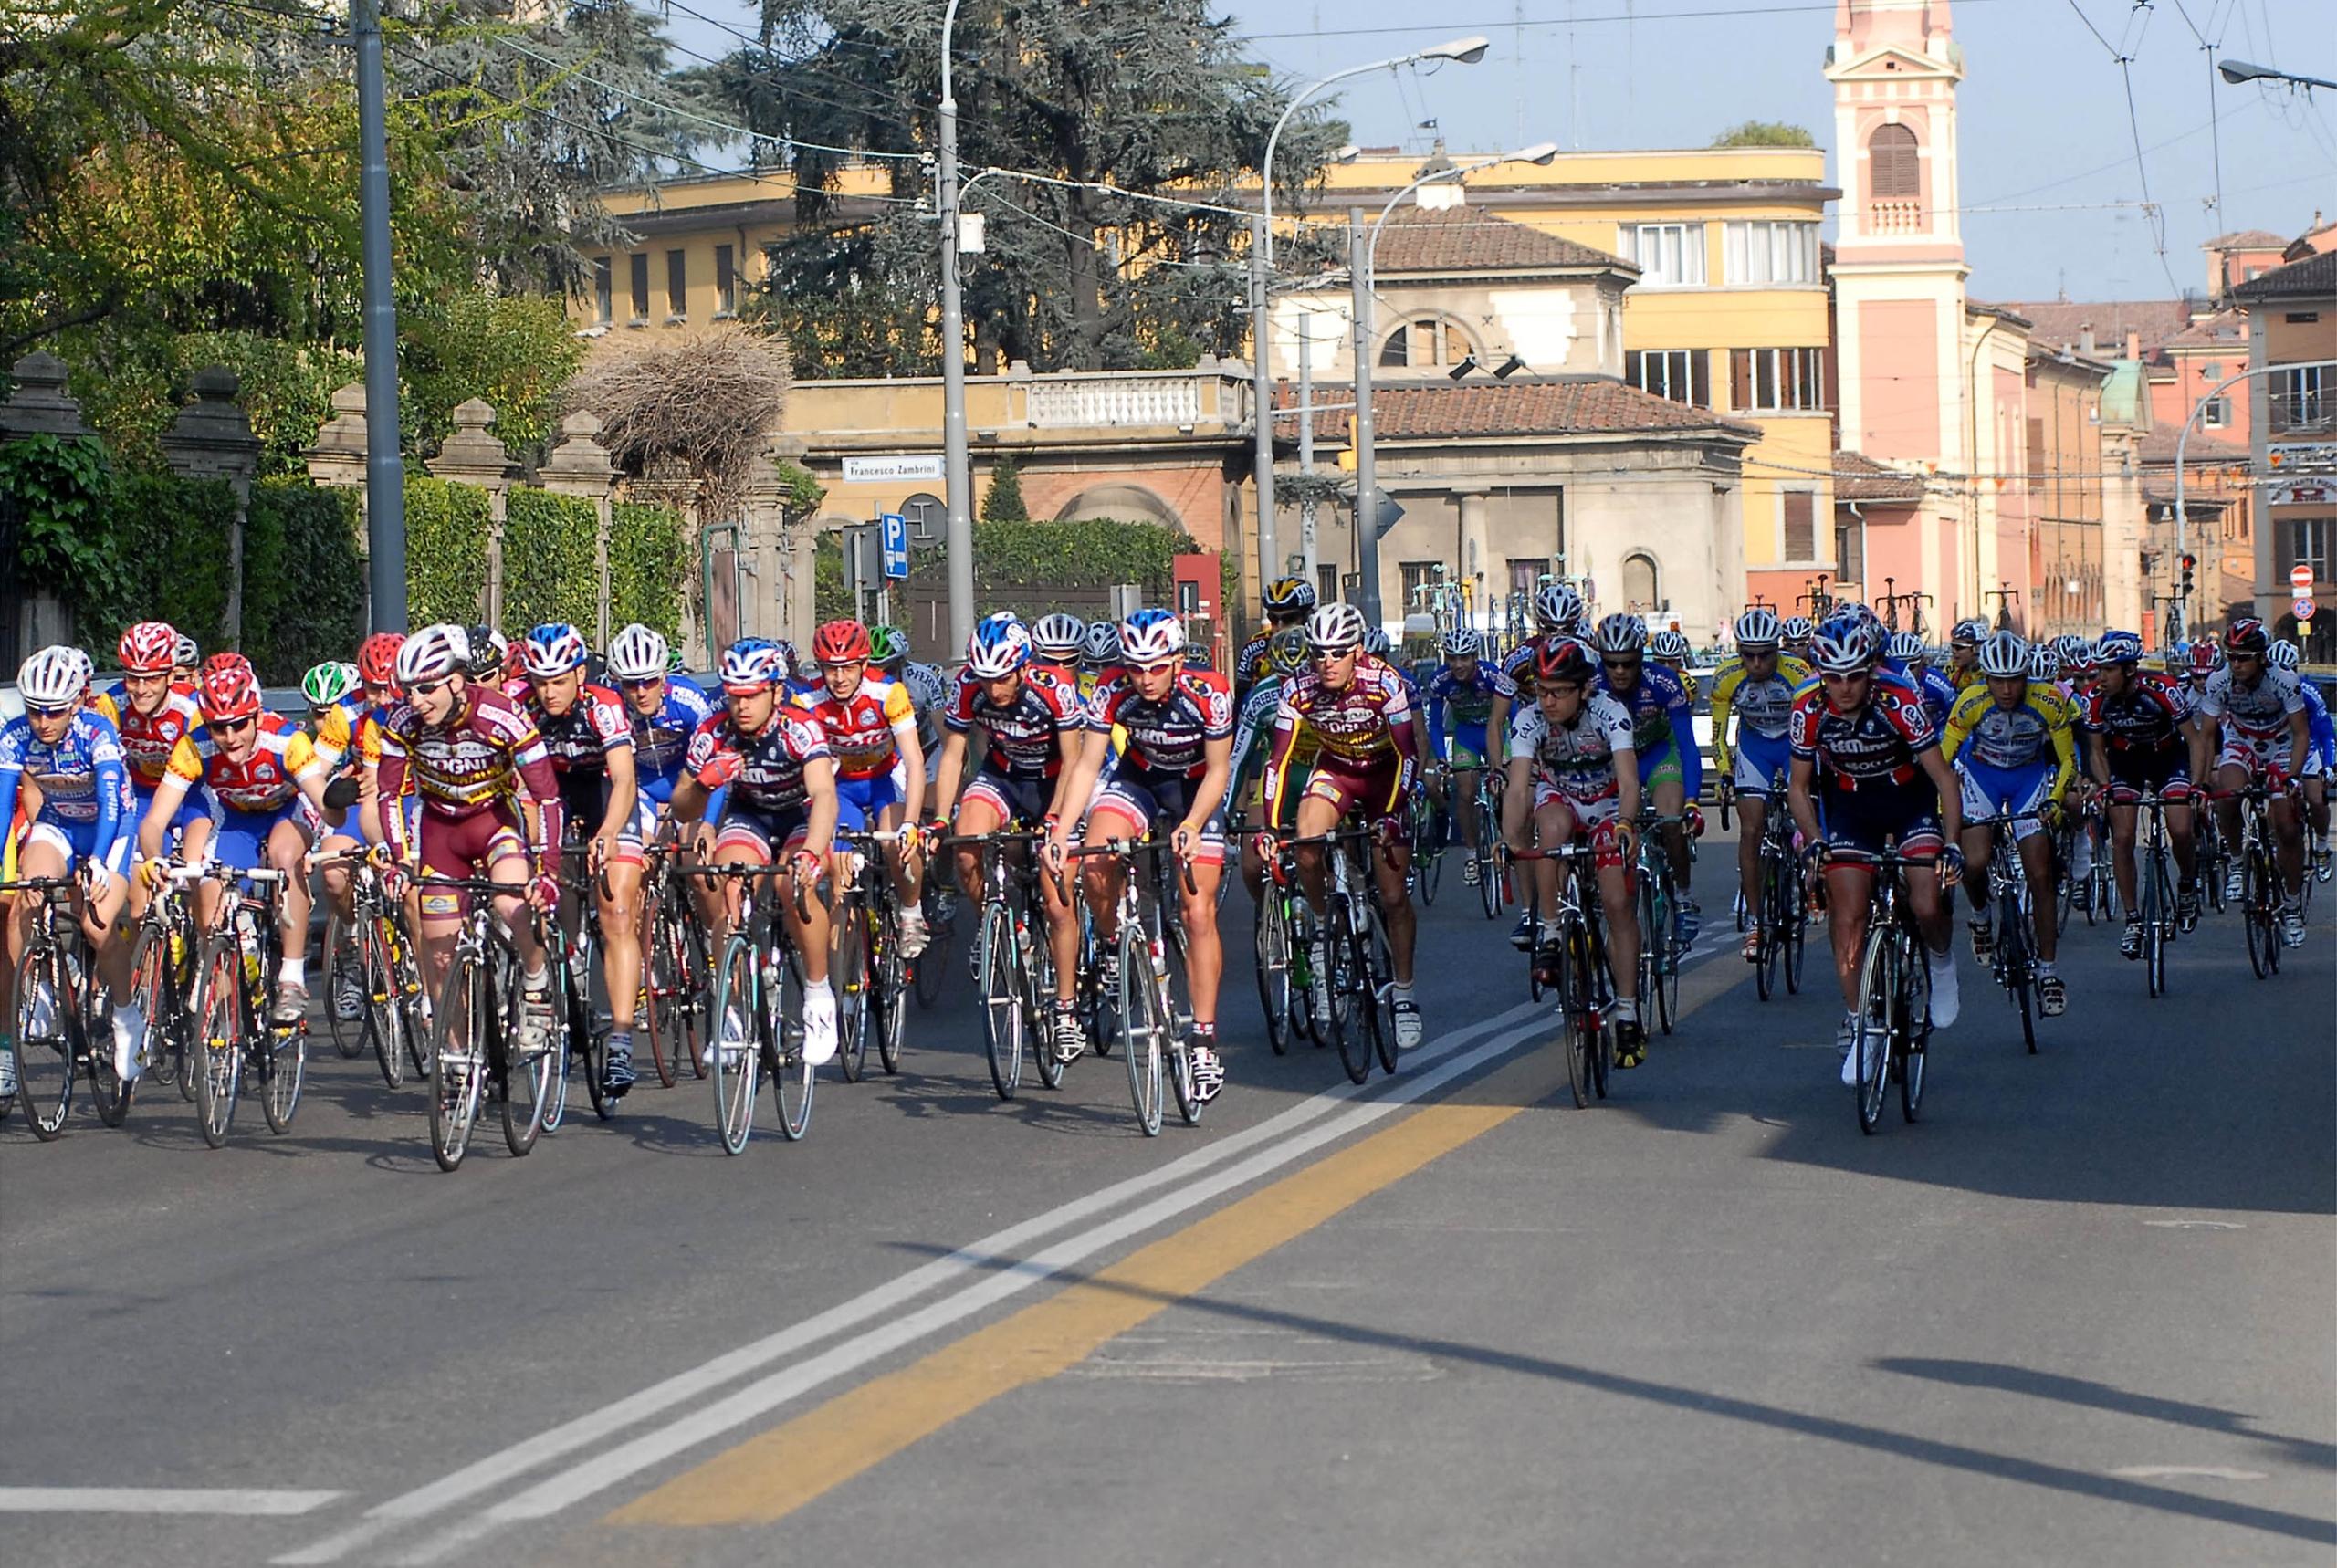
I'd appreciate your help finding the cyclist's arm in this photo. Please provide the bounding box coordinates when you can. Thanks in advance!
[2083,725,2112,791]
[1423,682,1451,762]
[1259,694,1303,813]
[2286,703,2311,779]
[1663,679,1701,799]
[1940,691,1977,765]
[1614,740,1642,834]
[2044,702,2078,804]
[139,737,203,862]
[599,742,639,843]
[2186,702,2215,786]
[1918,742,1964,841]
[90,752,128,869]
[1708,669,1737,776]
[287,733,333,819]
[1185,732,1234,842]
[799,755,840,864]
[1048,723,1111,839]
[1485,688,1512,765]
[1786,755,1824,850]
[1500,750,1535,852]
[929,727,970,821]
[887,690,927,825]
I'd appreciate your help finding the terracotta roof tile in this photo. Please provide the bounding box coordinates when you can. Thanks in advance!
[2232,247,2337,302]
[2161,310,2248,350]
[2205,228,2288,249]
[1368,207,1636,276]
[1280,377,1755,442]
[2005,299,2194,357]
[2137,427,2248,465]
[1832,449,1926,502]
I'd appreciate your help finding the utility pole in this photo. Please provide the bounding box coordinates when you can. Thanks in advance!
[1297,324,1317,587]
[1250,213,1278,593]
[1348,208,1383,627]
[352,0,405,632]
[937,1,974,660]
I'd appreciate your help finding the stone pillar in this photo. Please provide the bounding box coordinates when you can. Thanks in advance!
[540,411,619,644]
[1452,484,1492,624]
[2099,424,2146,635]
[0,350,93,657]
[425,399,518,626]
[159,366,262,643]
[743,436,813,647]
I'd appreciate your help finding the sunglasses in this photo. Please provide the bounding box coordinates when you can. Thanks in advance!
[407,679,447,699]
[1819,670,1866,684]
[620,676,664,691]
[213,716,257,735]
[27,704,73,720]
[1601,656,1640,670]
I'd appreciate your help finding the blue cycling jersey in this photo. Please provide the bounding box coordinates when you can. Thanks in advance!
[1594,662,1702,796]
[2300,677,2336,765]
[624,676,718,805]
[1422,664,1519,759]
[0,707,132,862]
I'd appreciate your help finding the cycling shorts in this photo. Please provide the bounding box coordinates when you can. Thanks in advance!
[1730,732,1792,799]
[1445,722,1490,769]
[1085,762,1226,865]
[1532,806,1632,877]
[1636,736,1683,791]
[23,816,134,880]
[958,766,1057,830]
[1300,753,1409,845]
[133,779,215,852]
[713,801,810,863]
[835,769,903,834]
[2216,729,2298,779]
[416,802,529,921]
[1529,776,1624,832]
[1956,758,2055,842]
[2103,747,2190,804]
[211,797,320,871]
[1819,780,1943,865]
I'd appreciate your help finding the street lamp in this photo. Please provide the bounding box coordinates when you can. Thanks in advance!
[1250,37,1490,609]
[1347,143,1559,628]
[2218,58,2337,90]
[937,0,975,662]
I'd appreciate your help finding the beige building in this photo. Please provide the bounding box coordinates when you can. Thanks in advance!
[2233,248,2337,657]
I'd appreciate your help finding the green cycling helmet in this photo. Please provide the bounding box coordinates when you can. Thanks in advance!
[665,646,686,674]
[301,660,361,710]
[869,624,908,665]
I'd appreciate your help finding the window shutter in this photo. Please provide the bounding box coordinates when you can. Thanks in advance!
[1783,491,1816,560]
[1870,124,1920,200]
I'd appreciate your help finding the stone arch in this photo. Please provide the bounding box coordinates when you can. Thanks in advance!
[1620,549,1661,612]
[1378,310,1481,371]
[1053,482,1184,530]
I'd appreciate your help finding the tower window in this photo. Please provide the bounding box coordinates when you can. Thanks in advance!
[1870,123,1920,200]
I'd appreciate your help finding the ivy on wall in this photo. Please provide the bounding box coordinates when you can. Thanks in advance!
[499,488,598,635]
[404,474,491,628]
[609,500,686,639]
[243,478,363,681]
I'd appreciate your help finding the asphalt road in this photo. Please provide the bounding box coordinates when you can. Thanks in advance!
[3,831,2331,1568]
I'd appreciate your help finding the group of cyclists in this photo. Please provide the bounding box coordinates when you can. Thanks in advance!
[2,564,2329,1134]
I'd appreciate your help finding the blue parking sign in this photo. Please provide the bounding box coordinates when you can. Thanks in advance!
[879,513,909,580]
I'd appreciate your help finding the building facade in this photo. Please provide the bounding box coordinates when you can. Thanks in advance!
[2233,249,2337,658]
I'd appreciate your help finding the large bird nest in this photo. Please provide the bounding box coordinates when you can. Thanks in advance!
[566,326,791,519]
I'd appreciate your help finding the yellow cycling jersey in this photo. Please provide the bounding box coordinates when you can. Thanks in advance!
[1941,682,2078,802]
[1709,653,1813,766]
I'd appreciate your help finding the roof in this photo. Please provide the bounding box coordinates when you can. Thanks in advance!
[2137,427,2249,466]
[2232,247,2337,303]
[2205,229,2288,249]
[1366,207,1636,277]
[1281,377,1756,443]
[1832,449,1926,503]
[2160,310,2248,350]
[2005,299,2194,357]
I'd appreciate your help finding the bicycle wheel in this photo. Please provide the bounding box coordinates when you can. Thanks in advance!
[1782,867,1808,994]
[1753,862,1779,1003]
[574,947,610,1123]
[541,961,574,1133]
[105,927,173,1129]
[1998,881,2037,1054]
[875,906,907,1075]
[322,912,365,1061]
[1028,907,1066,1092]
[765,943,814,1141]
[1328,897,1374,1087]
[1559,922,1592,1109]
[1162,920,1202,1126]
[977,903,1023,1101]
[426,953,487,1171]
[1851,927,1894,1135]
[1416,802,1443,906]
[258,1013,305,1134]
[1254,891,1292,1056]
[193,939,245,1149]
[1365,907,1399,1079]
[710,933,760,1155]
[498,959,552,1158]
[913,883,951,1009]
[1634,873,1661,1036]
[1117,920,1164,1136]
[2142,851,2167,999]
[1898,930,1928,1124]
[12,943,76,1140]
[833,893,870,1084]
[362,916,407,1090]
[1476,836,1504,918]
[1653,904,1681,1037]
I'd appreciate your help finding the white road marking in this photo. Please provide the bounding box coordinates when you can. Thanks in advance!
[382,1007,1554,1564]
[2108,1465,2269,1481]
[277,1000,1542,1566]
[0,1489,344,1516]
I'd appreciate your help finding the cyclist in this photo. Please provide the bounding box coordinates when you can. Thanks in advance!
[929,617,1091,1054]
[142,655,334,1025]
[1030,612,1087,686]
[1779,615,1816,665]
[608,623,721,854]
[1500,582,1586,685]
[1421,627,1516,885]
[873,624,950,784]
[2267,642,2333,878]
[796,618,930,956]
[510,622,645,1097]
[1,646,139,1081]
[1590,612,1703,943]
[375,624,565,1058]
[171,632,202,689]
[1711,608,1813,960]
[1078,620,1121,702]
[1263,601,1424,1050]
[1888,630,1955,730]
[1366,626,1434,763]
[2082,629,2202,953]
[1049,608,1236,1096]
[1944,618,1990,692]
[1231,627,1310,906]
[1235,577,1316,698]
[1786,613,1965,1084]
[96,622,217,920]
[297,658,370,1019]
[1942,632,2079,1016]
[2192,618,2311,946]
[1501,637,1646,1061]
[1650,628,1694,686]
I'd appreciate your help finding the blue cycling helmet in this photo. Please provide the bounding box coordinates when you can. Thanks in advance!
[720,637,784,693]
[966,616,1032,679]
[1808,612,1876,675]
[522,622,590,678]
[1118,607,1187,665]
[2095,630,2143,664]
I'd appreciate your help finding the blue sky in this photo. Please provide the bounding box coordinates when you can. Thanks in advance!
[660,0,2337,302]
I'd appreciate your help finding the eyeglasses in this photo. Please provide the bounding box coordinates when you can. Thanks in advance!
[1601,657,1640,670]
[619,676,664,690]
[407,679,447,699]
[26,704,73,720]
[1818,671,1865,685]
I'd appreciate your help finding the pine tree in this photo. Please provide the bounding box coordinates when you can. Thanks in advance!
[980,456,1029,522]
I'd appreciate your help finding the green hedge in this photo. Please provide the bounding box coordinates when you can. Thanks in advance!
[910,517,1192,591]
[244,479,363,683]
[499,488,598,636]
[93,471,239,654]
[609,500,687,640]
[404,474,490,627]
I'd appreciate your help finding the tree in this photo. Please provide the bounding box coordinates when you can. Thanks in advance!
[980,455,1030,522]
[707,0,1345,377]
[1711,120,1817,148]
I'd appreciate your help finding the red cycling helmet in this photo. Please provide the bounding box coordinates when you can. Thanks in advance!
[812,619,873,665]
[357,632,405,687]
[2223,616,2269,655]
[2185,642,2221,675]
[1533,636,1597,685]
[196,661,264,724]
[119,621,180,675]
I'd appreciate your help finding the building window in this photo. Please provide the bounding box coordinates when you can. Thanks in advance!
[1837,515,1865,586]
[1620,551,1659,611]
[1781,490,1818,560]
[716,244,738,317]
[2290,517,2332,580]
[1317,564,1341,605]
[1624,349,1711,406]
[591,256,613,325]
[1722,221,1822,286]
[1507,559,1546,605]
[2201,396,2231,429]
[2271,365,2330,434]
[1399,560,1444,610]
[1380,318,1470,370]
[1729,348,1827,412]
[2201,362,2224,380]
[628,254,650,324]
[665,248,687,320]
[1618,222,1706,287]
[1869,122,1920,199]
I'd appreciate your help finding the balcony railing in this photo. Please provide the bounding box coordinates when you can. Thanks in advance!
[1027,375,1203,430]
[2269,392,2333,437]
[1867,199,1924,235]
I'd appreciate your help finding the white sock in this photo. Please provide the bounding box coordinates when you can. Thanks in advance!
[278,957,302,986]
[1392,981,1414,1003]
[524,966,550,993]
[2036,960,2056,977]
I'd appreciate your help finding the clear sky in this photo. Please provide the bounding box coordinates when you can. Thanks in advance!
[661,0,2337,303]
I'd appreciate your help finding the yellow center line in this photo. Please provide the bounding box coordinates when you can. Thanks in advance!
[609,1100,1524,1528]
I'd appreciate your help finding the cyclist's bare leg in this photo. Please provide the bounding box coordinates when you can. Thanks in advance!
[1821,862,1876,1009]
[1736,794,1766,915]
[2167,799,2197,882]
[948,796,1006,920]
[2015,828,2057,960]
[1238,799,1267,904]
[1179,856,1223,1025]
[2212,763,2247,863]
[1373,835,1415,984]
[1957,822,1994,915]
[1905,862,1952,956]
[2269,789,2306,897]
[599,856,643,1034]
[269,817,314,967]
[1654,777,1690,896]
[487,848,547,977]
[779,856,831,987]
[2107,800,2141,909]
[1039,834,1082,1004]
[1292,792,1341,915]
[1529,800,1569,922]
[1596,856,1637,1003]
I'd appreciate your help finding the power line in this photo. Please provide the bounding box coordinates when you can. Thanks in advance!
[1237,0,2022,42]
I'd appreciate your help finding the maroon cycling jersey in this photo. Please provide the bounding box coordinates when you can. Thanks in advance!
[944,666,1084,780]
[1788,683,1936,789]
[1262,657,1419,803]
[2080,673,2191,755]
[377,685,561,858]
[685,708,830,814]
[506,678,633,775]
[1086,668,1234,779]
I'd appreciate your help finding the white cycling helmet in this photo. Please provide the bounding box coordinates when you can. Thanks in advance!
[1780,615,1815,643]
[1440,626,1483,658]
[522,622,590,679]
[966,617,1033,679]
[1650,629,1692,661]
[1305,601,1368,653]
[2268,641,2302,671]
[1117,608,1187,665]
[1081,620,1119,664]
[1032,612,1086,661]
[1734,607,1782,648]
[1362,627,1392,657]
[2027,644,2061,682]
[395,622,468,685]
[1592,613,1648,656]
[1533,582,1584,632]
[1886,630,1924,663]
[1976,631,2029,680]
[16,645,86,709]
[606,623,670,682]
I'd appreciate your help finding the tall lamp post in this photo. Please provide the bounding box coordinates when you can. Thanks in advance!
[1250,37,1488,597]
[352,0,404,631]
[937,0,975,660]
[2218,58,2337,90]
[1349,143,1558,628]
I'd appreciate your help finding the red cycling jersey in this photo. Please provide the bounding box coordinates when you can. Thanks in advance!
[790,674,916,781]
[159,712,325,814]
[96,683,205,790]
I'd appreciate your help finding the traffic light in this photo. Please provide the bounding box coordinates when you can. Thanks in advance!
[2178,552,2197,600]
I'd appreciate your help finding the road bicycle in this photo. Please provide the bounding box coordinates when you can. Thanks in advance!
[416,875,557,1171]
[1505,843,1616,1107]
[832,827,913,1082]
[1251,832,1319,1058]
[2216,784,2290,980]
[1410,778,1448,906]
[1839,841,1935,1135]
[2,874,113,1139]
[125,861,204,1103]
[911,868,958,1010]
[1456,763,1506,920]
[2122,787,2183,999]
[185,864,308,1147]
[700,862,819,1153]
[1965,810,2046,1054]
[1745,774,1808,1002]
[637,840,710,1087]
[313,852,428,1090]
[1069,835,1202,1135]
[1275,823,1399,1087]
[1633,812,1689,1036]
[540,847,612,1133]
[949,829,1066,1100]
